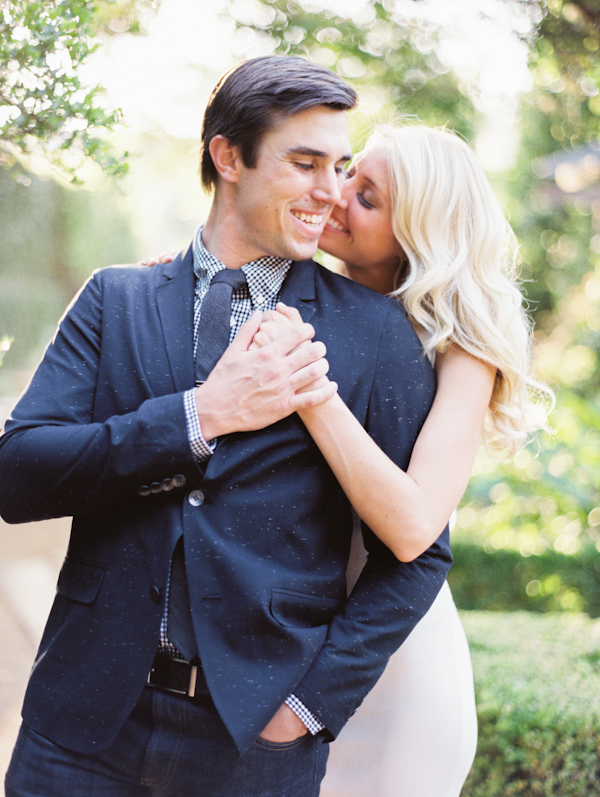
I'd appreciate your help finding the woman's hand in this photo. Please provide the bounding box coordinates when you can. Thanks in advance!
[249,303,302,351]
[138,252,178,267]
[196,312,337,438]
[250,304,333,395]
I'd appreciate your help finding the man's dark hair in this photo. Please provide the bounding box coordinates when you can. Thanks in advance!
[200,55,357,191]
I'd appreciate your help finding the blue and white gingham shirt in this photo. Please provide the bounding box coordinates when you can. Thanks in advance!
[161,225,324,735]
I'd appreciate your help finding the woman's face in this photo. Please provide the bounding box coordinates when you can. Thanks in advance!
[319,147,405,294]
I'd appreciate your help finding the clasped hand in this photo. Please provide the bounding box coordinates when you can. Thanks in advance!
[195,303,336,440]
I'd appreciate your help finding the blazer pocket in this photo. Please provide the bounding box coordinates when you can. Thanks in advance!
[56,558,106,605]
[270,588,340,629]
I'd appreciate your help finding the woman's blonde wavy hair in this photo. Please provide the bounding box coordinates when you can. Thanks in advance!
[362,124,552,456]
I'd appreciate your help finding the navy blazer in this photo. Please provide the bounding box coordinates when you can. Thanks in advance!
[0,245,451,754]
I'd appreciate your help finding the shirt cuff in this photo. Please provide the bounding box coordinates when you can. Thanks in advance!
[285,694,325,735]
[184,388,216,462]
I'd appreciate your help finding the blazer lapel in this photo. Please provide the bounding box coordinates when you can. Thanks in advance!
[279,259,317,323]
[156,242,196,392]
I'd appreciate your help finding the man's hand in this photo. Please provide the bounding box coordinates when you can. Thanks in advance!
[195,311,338,439]
[259,704,308,743]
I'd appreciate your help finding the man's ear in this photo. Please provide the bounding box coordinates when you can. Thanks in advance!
[209,135,241,184]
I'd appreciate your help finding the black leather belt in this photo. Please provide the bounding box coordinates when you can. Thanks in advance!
[147,652,210,699]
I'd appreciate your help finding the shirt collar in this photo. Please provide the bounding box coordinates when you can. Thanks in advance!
[192,225,292,309]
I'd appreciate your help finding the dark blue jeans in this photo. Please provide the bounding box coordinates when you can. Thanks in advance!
[5,687,329,796]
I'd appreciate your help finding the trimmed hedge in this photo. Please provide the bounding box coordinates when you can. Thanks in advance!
[462,611,600,796]
[449,541,600,616]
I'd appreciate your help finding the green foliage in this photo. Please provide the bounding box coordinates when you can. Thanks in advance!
[0,164,136,393]
[0,0,160,182]
[455,386,600,618]
[533,0,600,150]
[450,542,600,615]
[454,248,600,615]
[507,0,600,318]
[458,400,600,553]
[458,256,600,568]
[462,610,600,796]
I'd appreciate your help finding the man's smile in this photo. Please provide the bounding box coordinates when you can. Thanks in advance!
[291,209,328,232]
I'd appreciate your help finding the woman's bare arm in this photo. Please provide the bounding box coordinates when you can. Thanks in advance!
[300,347,495,561]
[252,304,495,561]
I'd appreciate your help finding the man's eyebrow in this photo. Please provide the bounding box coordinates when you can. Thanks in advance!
[285,146,353,162]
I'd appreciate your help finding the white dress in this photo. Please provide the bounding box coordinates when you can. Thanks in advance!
[320,520,477,797]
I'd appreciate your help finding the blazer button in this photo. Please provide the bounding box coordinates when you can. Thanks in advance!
[138,485,151,497]
[188,489,204,507]
[149,482,162,494]
[172,474,187,488]
[150,585,162,603]
[161,478,175,492]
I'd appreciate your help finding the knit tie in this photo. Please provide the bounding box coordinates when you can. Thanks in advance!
[194,268,248,384]
[168,267,247,660]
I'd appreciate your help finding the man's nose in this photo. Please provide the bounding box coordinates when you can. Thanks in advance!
[312,167,343,205]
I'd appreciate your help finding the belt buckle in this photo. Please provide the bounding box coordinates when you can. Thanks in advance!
[147,656,199,698]
[187,664,198,698]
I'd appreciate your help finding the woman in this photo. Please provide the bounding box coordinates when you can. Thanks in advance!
[252,124,551,796]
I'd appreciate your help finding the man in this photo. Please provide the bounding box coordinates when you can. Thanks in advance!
[1,56,451,796]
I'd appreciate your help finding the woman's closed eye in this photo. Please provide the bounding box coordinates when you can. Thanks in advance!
[357,192,374,209]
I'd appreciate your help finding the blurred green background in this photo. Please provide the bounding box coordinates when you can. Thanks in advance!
[2,1,600,793]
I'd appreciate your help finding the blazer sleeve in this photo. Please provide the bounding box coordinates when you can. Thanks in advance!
[0,272,200,523]
[293,302,453,739]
